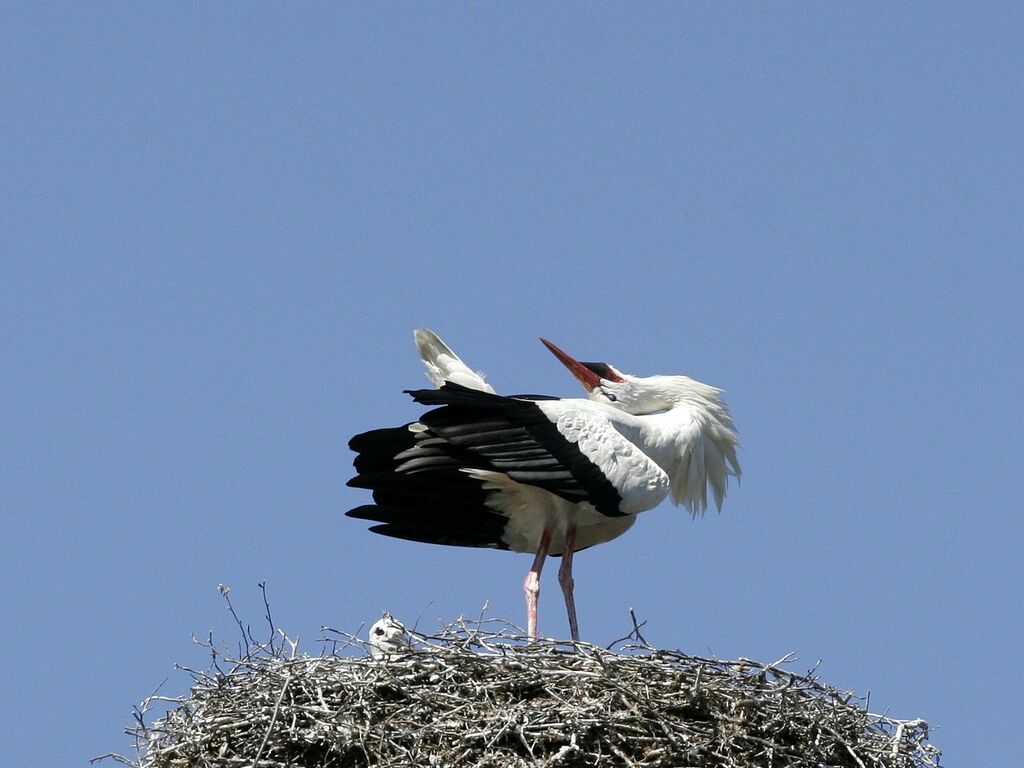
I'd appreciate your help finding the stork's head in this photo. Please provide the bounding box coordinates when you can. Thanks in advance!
[368,612,410,659]
[541,337,742,512]
[540,338,679,415]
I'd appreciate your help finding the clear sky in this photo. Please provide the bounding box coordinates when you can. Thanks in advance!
[3,4,1021,765]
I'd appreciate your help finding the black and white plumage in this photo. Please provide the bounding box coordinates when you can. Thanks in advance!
[347,331,741,641]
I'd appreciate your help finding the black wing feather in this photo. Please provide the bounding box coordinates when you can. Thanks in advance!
[346,383,625,552]
[406,384,623,516]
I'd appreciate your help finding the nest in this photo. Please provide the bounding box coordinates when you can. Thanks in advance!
[102,617,940,768]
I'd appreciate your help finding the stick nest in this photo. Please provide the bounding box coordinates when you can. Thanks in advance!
[107,618,940,768]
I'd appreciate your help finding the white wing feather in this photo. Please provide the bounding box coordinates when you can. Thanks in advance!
[667,407,741,515]
[414,329,496,393]
[538,400,671,515]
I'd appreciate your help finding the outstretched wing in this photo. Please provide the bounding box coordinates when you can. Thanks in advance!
[351,383,669,520]
[347,384,670,551]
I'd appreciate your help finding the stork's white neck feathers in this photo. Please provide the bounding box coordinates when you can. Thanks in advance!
[590,372,742,516]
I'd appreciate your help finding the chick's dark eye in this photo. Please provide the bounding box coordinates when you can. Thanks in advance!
[605,391,618,402]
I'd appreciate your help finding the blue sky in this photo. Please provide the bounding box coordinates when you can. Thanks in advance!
[3,4,1021,765]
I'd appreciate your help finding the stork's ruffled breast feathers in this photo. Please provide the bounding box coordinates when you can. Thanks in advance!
[591,373,741,516]
[663,380,741,516]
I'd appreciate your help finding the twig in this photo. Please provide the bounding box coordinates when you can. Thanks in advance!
[219,584,250,658]
[252,668,293,765]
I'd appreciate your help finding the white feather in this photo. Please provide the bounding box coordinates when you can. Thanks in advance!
[369,612,410,659]
[565,374,741,517]
[414,328,495,393]
[461,468,636,554]
[539,399,672,515]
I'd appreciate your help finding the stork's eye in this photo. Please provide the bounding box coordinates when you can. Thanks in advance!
[374,627,385,636]
[605,391,618,402]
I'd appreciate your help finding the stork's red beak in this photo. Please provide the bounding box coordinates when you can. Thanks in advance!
[541,338,623,392]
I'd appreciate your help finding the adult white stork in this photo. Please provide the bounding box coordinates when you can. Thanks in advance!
[346,332,741,641]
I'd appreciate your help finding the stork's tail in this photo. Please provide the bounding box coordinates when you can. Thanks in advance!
[414,328,496,393]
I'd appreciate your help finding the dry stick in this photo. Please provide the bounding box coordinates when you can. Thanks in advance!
[609,743,639,767]
[891,723,906,758]
[252,637,299,765]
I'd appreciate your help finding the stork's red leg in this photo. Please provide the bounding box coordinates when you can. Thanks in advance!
[557,523,580,641]
[524,528,552,640]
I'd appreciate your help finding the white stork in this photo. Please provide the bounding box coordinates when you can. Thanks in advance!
[368,612,411,659]
[347,331,741,641]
